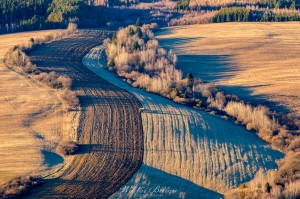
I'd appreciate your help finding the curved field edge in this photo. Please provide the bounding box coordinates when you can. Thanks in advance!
[83,46,283,198]
[0,30,78,184]
[22,30,144,198]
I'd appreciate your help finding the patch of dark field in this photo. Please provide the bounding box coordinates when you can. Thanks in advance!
[25,30,144,199]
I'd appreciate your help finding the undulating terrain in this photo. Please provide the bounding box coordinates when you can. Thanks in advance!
[23,30,144,198]
[0,30,72,184]
[156,22,300,114]
[83,46,283,198]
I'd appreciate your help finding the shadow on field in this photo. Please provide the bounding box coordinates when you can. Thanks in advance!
[220,84,290,113]
[163,50,289,113]
[177,54,238,82]
[42,150,64,167]
[157,36,204,51]
[112,164,224,199]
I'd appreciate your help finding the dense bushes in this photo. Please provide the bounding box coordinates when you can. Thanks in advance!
[224,101,276,134]
[104,24,286,138]
[169,11,216,26]
[226,152,300,198]
[105,25,300,198]
[104,26,300,151]
[4,26,79,111]
[105,24,183,95]
[0,176,43,199]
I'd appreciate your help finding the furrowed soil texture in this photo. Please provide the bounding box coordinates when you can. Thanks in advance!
[25,30,144,198]
[0,30,69,183]
[156,22,300,114]
[83,46,283,198]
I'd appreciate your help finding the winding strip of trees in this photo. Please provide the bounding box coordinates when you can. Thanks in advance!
[105,24,300,199]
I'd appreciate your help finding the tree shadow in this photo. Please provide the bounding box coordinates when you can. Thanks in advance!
[111,164,223,199]
[177,54,238,82]
[155,49,289,113]
[220,84,290,113]
[157,36,205,51]
[41,150,64,168]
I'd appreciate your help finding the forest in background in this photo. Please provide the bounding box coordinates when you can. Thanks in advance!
[0,0,88,33]
[1,0,300,34]
[176,0,300,22]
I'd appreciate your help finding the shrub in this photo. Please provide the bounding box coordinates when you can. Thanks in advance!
[224,101,277,135]
[283,180,300,199]
[58,140,79,155]
[105,25,184,96]
[0,176,43,199]
[61,89,79,111]
[36,72,72,90]
[4,26,79,114]
[169,11,216,26]
[5,48,29,67]
[277,152,300,183]
[289,137,300,151]
[170,88,179,99]
[29,38,34,44]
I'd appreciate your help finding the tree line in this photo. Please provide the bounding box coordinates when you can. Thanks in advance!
[187,0,300,10]
[212,7,300,22]
[0,0,87,33]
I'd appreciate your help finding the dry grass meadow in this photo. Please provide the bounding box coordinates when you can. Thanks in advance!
[0,30,79,184]
[156,22,300,115]
[84,46,283,198]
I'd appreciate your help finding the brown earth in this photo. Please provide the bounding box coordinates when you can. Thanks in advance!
[25,30,144,198]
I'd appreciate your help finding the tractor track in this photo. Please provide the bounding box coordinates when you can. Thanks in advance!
[25,30,144,199]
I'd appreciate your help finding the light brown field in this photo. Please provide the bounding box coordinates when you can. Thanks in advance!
[156,22,300,114]
[0,30,77,183]
[0,30,59,60]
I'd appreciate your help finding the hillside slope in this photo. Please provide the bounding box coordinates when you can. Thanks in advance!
[25,30,144,198]
[83,46,283,197]
[0,30,69,183]
[156,22,300,114]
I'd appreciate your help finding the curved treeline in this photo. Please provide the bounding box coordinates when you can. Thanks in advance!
[0,0,87,33]
[212,7,300,22]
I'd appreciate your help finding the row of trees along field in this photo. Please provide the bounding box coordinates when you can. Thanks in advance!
[0,0,87,33]
[105,24,300,199]
[212,7,300,22]
[183,0,300,9]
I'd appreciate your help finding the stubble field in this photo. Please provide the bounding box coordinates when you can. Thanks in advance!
[0,30,72,184]
[25,30,144,199]
[156,22,300,114]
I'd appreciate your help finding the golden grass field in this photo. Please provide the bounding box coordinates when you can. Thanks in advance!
[0,30,78,183]
[156,22,300,114]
